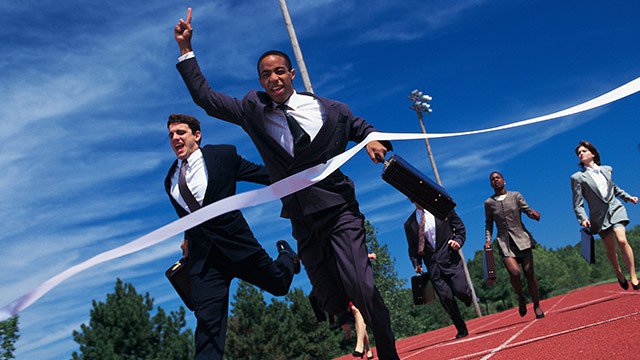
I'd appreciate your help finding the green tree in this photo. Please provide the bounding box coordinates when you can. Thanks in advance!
[0,315,19,360]
[72,278,193,360]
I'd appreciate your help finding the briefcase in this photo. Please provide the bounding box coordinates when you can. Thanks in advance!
[580,228,595,264]
[380,154,456,220]
[482,247,497,286]
[411,272,436,305]
[165,258,194,311]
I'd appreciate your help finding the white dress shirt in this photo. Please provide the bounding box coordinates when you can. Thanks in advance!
[264,91,325,156]
[170,148,208,212]
[416,209,437,249]
[586,166,608,198]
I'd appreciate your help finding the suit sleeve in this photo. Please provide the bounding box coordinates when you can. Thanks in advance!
[484,200,494,243]
[233,149,271,186]
[344,105,393,151]
[516,192,535,217]
[448,210,466,247]
[177,57,246,126]
[404,220,422,268]
[571,174,589,224]
[606,166,634,201]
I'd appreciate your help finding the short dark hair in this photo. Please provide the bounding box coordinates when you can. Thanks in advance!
[167,114,201,145]
[489,171,504,180]
[575,140,601,167]
[257,50,293,73]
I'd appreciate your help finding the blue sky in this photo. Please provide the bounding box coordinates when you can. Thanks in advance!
[2,0,639,358]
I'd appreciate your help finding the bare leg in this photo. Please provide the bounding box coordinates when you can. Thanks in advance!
[503,257,523,296]
[352,305,366,354]
[503,257,527,316]
[521,256,543,316]
[601,230,626,281]
[612,226,638,285]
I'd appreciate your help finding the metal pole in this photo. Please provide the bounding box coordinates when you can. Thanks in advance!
[415,110,483,318]
[278,0,314,93]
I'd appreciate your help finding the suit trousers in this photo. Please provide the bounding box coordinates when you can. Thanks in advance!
[191,248,296,360]
[429,262,472,332]
[291,203,399,360]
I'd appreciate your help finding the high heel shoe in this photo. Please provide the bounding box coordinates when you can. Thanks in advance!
[617,275,629,290]
[632,280,640,291]
[518,296,527,317]
[367,351,374,360]
[352,350,364,358]
[534,306,545,319]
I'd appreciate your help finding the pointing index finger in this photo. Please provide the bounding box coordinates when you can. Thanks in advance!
[186,7,192,24]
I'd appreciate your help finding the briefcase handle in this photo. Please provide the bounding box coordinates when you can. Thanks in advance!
[375,153,391,167]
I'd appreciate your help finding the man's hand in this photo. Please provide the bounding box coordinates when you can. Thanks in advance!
[366,140,387,164]
[581,219,591,229]
[448,239,461,251]
[629,196,638,204]
[174,7,193,55]
[484,240,492,249]
[528,209,541,221]
[180,238,189,258]
[414,265,423,274]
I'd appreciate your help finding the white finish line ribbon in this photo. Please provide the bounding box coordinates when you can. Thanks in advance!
[1,76,639,321]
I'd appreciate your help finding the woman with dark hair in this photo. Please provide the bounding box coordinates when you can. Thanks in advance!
[484,172,545,319]
[571,140,639,290]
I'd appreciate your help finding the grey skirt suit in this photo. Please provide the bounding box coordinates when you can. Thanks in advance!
[485,191,537,258]
[571,165,633,234]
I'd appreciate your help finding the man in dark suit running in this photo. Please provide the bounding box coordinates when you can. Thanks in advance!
[173,8,399,359]
[404,205,472,339]
[165,114,299,360]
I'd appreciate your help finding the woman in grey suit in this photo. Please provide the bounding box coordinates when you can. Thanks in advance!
[485,172,545,319]
[571,140,639,290]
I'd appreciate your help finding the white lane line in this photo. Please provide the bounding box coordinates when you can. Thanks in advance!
[479,295,567,360]
[450,310,640,360]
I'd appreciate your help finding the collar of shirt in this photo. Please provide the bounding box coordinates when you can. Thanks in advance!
[171,148,208,212]
[416,209,437,247]
[585,165,601,174]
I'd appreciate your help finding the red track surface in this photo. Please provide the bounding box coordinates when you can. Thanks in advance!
[335,282,640,360]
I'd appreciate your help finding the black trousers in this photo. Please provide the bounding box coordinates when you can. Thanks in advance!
[291,203,399,360]
[191,248,295,360]
[429,262,472,333]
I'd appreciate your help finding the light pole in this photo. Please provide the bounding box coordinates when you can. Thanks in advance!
[409,90,483,317]
[278,0,314,93]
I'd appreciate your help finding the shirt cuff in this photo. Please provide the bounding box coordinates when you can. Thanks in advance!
[178,51,195,63]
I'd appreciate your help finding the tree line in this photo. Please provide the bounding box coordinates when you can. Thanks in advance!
[2,225,637,359]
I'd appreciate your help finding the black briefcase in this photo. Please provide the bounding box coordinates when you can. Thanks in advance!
[380,154,456,220]
[165,258,194,311]
[482,247,497,286]
[411,272,436,305]
[580,228,595,264]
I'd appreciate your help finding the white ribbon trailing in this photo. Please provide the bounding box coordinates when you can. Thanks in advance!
[1,76,639,322]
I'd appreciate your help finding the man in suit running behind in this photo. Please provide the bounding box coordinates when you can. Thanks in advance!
[173,8,399,359]
[404,204,472,339]
[165,114,299,359]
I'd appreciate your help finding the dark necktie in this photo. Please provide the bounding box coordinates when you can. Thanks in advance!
[278,105,310,157]
[418,211,426,256]
[178,160,201,212]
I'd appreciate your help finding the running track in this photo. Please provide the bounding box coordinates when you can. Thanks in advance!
[335,282,640,359]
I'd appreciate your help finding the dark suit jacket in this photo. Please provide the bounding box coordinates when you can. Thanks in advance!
[177,57,391,219]
[404,210,466,275]
[165,145,270,274]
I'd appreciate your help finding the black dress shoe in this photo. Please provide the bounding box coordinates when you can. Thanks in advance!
[276,240,300,274]
[455,329,468,339]
[518,296,527,317]
[618,276,629,290]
